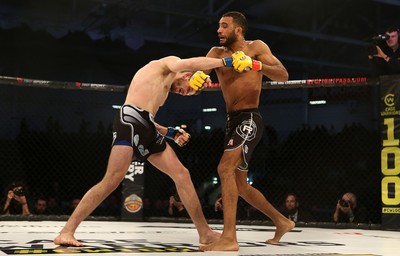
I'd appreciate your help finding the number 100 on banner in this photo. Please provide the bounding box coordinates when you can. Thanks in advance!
[382,117,400,207]
[380,79,400,229]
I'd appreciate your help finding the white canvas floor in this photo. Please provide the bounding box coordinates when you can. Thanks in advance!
[0,221,399,255]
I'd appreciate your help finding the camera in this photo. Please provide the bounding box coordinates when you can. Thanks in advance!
[173,193,181,202]
[13,188,25,196]
[339,199,349,207]
[366,34,390,55]
[371,34,390,43]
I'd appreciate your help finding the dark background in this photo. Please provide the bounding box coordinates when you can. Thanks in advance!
[0,0,397,224]
[0,0,399,84]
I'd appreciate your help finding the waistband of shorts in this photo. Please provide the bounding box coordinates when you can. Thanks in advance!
[227,108,259,116]
[122,104,155,121]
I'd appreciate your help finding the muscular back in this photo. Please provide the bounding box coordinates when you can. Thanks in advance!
[125,57,176,116]
[124,55,226,115]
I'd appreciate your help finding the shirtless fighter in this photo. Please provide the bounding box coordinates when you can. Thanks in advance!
[53,52,253,247]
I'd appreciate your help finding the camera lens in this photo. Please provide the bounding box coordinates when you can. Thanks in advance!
[339,199,349,207]
[13,188,25,196]
[382,34,390,40]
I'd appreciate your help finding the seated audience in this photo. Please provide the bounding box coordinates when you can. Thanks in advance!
[33,197,48,215]
[279,193,314,223]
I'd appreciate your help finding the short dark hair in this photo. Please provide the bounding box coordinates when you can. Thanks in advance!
[222,11,248,36]
[386,26,399,33]
[285,193,298,203]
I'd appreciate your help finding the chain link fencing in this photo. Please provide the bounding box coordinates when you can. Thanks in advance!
[0,79,381,225]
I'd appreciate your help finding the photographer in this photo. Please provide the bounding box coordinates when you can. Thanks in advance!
[333,192,368,223]
[168,192,188,218]
[2,182,31,215]
[368,26,400,76]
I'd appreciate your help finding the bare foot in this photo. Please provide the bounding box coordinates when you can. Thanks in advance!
[54,233,83,247]
[199,229,221,245]
[266,219,295,244]
[199,237,239,251]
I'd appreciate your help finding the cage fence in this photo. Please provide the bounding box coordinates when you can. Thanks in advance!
[0,79,381,224]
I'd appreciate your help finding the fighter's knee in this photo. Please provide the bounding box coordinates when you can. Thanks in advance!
[172,167,191,183]
[103,172,126,189]
[217,163,236,177]
[217,162,228,173]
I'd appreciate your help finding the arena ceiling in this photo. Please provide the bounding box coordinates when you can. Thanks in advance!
[0,0,399,80]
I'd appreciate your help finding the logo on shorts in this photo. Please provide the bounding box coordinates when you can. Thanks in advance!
[124,194,143,213]
[236,120,257,141]
[112,132,117,144]
[156,133,165,145]
[138,144,149,157]
[134,134,149,157]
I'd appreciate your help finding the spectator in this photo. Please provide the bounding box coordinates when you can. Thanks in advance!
[71,198,81,210]
[46,196,62,215]
[214,194,223,212]
[33,197,48,215]
[333,192,368,223]
[2,182,31,216]
[279,193,314,223]
[168,193,188,218]
[213,194,223,219]
[368,26,400,76]
[64,198,81,215]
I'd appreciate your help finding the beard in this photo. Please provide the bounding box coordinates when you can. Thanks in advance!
[285,208,297,215]
[220,32,238,47]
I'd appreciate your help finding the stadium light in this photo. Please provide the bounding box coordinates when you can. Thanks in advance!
[202,108,217,112]
[309,100,327,105]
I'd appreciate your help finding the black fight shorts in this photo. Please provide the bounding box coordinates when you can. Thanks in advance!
[224,108,264,171]
[112,104,166,162]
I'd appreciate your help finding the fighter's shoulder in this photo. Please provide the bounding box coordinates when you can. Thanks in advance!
[247,39,269,48]
[246,40,271,57]
[158,56,181,63]
[207,46,228,57]
[152,56,182,71]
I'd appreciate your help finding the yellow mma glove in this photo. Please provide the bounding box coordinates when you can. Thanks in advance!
[189,71,210,92]
[231,51,263,72]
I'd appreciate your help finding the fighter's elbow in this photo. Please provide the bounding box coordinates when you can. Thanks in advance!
[275,72,289,82]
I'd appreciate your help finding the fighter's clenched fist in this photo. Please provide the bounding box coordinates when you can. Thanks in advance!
[189,71,210,92]
[165,125,191,147]
[231,51,263,72]
[222,51,263,73]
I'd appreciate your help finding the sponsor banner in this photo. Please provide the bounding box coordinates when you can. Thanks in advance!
[380,75,400,230]
[121,161,145,221]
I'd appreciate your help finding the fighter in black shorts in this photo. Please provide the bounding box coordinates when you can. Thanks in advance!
[224,108,263,171]
[112,104,166,162]
[54,51,253,247]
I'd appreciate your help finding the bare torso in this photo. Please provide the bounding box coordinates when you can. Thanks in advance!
[207,41,263,112]
[124,58,176,116]
[124,55,226,116]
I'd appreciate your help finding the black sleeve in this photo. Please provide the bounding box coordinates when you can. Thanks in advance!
[368,56,388,77]
[386,52,400,74]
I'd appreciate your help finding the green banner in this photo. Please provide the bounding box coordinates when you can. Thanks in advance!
[380,75,400,229]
